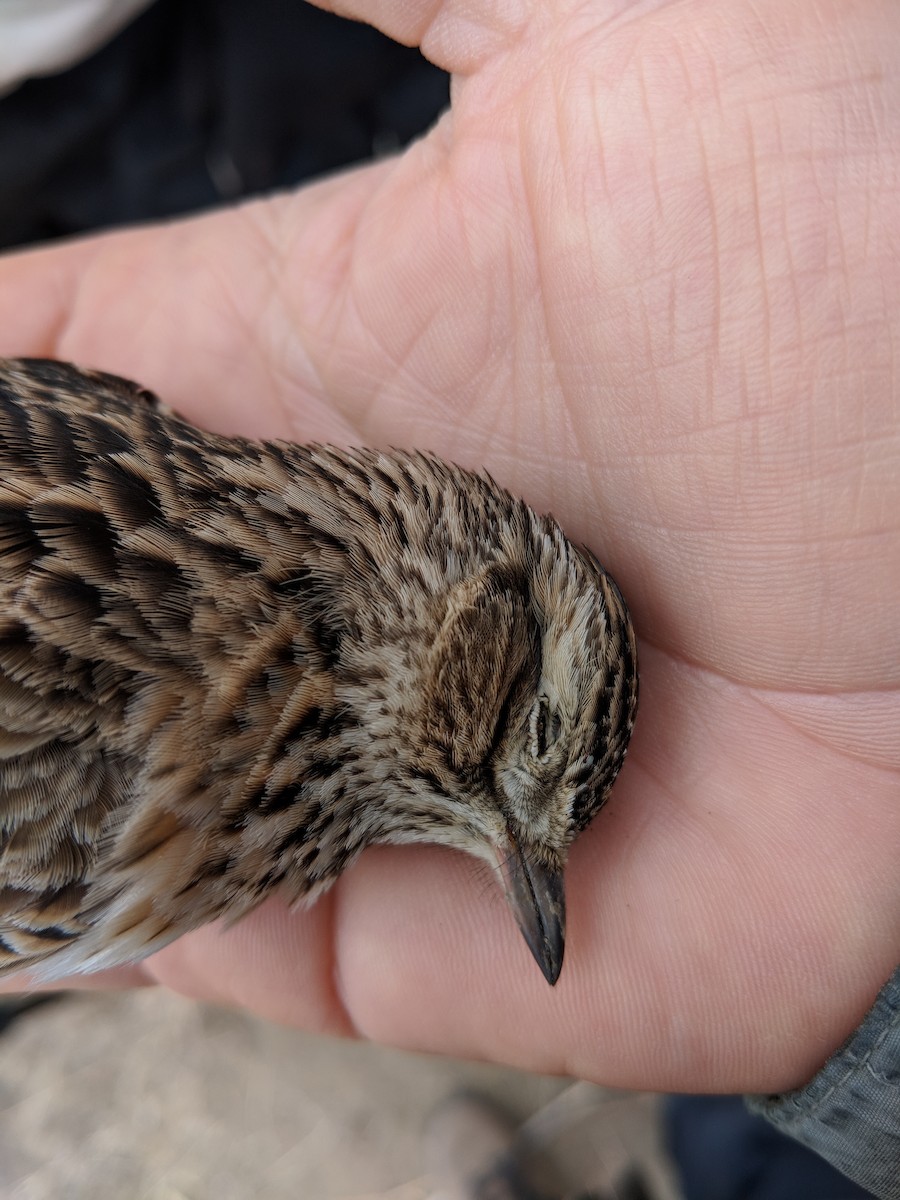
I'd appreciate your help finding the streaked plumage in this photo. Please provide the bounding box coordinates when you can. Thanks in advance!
[0,358,637,984]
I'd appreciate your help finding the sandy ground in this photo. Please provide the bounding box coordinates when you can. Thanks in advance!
[0,989,680,1199]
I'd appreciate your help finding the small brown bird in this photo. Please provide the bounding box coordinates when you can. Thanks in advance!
[0,358,637,986]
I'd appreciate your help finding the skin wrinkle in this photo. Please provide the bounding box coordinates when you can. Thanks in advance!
[618,724,682,817]
[623,615,897,702]
[742,115,776,411]
[748,688,900,771]
[420,0,536,77]
[57,248,117,366]
[296,168,407,434]
[325,884,364,1040]
[348,211,423,392]
[349,171,485,428]
[717,674,900,774]
[239,211,323,440]
[507,215,552,455]
[524,71,632,450]
[437,169,505,405]
[153,895,358,1037]
[289,167,382,342]
[635,55,665,225]
[480,370,518,466]
[514,112,563,456]
[696,131,724,405]
[422,241,504,432]
[504,291,530,464]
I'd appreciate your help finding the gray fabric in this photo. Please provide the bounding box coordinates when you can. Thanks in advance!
[750,966,900,1199]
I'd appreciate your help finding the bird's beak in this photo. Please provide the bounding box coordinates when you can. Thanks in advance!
[495,837,566,986]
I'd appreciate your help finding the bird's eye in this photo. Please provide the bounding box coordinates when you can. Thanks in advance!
[529,696,561,760]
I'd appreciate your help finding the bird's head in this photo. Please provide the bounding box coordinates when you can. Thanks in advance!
[339,485,638,986]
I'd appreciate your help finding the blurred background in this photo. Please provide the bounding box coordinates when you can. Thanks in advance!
[0,0,448,249]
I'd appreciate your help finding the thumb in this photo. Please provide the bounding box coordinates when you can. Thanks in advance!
[309,0,532,73]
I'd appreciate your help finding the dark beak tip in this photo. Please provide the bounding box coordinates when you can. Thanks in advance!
[499,844,567,987]
[520,917,565,987]
[541,949,564,987]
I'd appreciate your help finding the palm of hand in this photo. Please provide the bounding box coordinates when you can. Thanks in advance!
[0,0,897,1092]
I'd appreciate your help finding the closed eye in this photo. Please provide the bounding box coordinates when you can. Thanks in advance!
[529,696,561,760]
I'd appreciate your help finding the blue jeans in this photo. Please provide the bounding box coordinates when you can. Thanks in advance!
[665,1096,876,1199]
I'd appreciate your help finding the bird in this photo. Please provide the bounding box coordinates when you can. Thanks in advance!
[0,357,637,986]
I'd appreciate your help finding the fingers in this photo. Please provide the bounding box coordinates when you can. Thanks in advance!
[0,893,350,1036]
[0,162,398,443]
[0,963,152,995]
[0,237,101,358]
[143,896,354,1037]
[307,1,531,73]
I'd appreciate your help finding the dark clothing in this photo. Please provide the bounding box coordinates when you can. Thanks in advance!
[0,0,448,249]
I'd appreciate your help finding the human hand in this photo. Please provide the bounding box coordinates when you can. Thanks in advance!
[0,0,897,1093]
